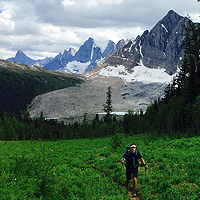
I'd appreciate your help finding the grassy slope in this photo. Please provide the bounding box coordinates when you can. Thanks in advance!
[0,59,84,114]
[0,135,199,199]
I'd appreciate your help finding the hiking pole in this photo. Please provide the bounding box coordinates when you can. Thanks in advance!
[145,167,147,185]
[119,162,123,184]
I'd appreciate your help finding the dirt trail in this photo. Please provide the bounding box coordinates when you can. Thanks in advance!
[91,165,143,200]
[52,146,143,199]
[127,188,142,200]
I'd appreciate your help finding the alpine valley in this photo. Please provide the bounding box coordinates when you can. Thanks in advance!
[6,10,192,121]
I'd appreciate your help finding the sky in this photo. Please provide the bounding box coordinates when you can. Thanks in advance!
[0,0,200,60]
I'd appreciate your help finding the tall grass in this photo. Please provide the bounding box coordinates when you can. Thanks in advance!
[0,134,199,199]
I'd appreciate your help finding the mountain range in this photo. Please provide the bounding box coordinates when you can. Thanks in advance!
[7,38,127,74]
[7,10,188,78]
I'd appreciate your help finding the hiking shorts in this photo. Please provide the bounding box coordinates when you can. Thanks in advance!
[126,167,138,180]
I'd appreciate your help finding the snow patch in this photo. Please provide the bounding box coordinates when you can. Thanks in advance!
[98,112,128,115]
[94,40,109,54]
[161,23,169,33]
[60,61,91,74]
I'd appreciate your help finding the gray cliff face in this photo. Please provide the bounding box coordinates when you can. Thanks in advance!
[74,37,94,63]
[85,39,117,72]
[141,10,188,74]
[104,10,189,75]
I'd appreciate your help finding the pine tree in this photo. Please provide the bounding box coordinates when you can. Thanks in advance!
[181,21,200,102]
[191,95,200,134]
[0,120,5,140]
[103,87,113,123]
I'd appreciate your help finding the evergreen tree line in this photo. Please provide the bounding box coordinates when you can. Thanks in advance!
[0,109,127,141]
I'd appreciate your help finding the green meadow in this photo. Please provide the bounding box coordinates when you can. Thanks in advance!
[0,134,199,199]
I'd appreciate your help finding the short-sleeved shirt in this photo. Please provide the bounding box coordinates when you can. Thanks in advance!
[123,150,142,169]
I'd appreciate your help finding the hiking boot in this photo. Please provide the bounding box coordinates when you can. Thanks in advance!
[132,189,136,197]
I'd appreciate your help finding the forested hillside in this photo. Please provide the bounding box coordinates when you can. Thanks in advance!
[0,60,83,115]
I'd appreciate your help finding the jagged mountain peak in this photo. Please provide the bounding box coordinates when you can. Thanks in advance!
[99,10,189,77]
[7,50,36,66]
[64,47,76,55]
[15,50,31,60]
[6,10,188,78]
[63,47,76,59]
[44,37,116,74]
[164,10,182,20]
[7,50,52,67]
[153,10,185,35]
[16,50,24,55]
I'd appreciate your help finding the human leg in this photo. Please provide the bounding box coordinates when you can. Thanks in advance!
[132,168,138,197]
[125,168,131,190]
[132,178,137,197]
[133,177,137,190]
[132,167,138,189]
[125,179,129,190]
[126,179,129,187]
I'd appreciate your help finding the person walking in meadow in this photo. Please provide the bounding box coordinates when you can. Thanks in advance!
[121,143,148,197]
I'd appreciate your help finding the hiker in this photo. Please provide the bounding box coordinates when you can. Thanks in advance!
[121,143,148,197]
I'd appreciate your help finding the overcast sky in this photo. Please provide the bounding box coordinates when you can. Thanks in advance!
[0,0,200,60]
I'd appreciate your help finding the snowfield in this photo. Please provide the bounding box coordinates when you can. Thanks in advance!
[85,63,174,84]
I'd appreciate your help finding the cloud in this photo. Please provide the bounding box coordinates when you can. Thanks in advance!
[0,0,200,59]
[189,13,200,23]
[83,0,124,8]
[61,0,76,7]
[61,0,124,9]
